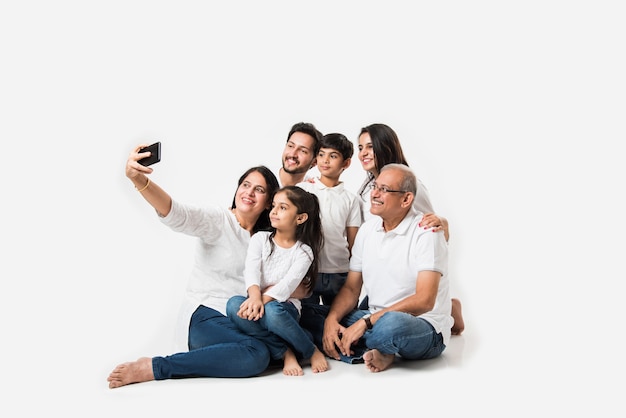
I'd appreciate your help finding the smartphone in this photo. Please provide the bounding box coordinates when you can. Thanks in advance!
[138,142,161,166]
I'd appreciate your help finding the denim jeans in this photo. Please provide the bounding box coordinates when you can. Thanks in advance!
[300,304,446,364]
[227,296,317,360]
[151,305,270,380]
[301,272,348,306]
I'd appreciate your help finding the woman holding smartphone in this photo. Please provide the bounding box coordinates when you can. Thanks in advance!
[107,144,282,388]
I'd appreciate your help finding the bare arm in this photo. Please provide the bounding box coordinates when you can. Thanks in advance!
[345,226,359,256]
[337,270,441,357]
[377,270,441,317]
[322,270,363,360]
[126,144,173,217]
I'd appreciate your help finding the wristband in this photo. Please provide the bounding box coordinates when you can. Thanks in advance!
[362,314,373,330]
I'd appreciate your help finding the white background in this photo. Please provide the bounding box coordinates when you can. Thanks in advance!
[1,1,624,415]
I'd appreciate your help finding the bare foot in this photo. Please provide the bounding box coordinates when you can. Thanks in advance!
[107,357,155,389]
[451,298,465,335]
[282,348,303,376]
[310,347,329,373]
[363,349,394,372]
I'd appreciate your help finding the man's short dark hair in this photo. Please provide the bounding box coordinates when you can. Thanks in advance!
[288,122,323,155]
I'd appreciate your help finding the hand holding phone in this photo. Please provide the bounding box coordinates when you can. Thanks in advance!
[138,142,161,166]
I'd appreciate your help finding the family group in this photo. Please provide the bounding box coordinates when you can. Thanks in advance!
[107,122,464,388]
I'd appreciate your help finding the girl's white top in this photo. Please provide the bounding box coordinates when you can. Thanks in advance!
[243,231,313,313]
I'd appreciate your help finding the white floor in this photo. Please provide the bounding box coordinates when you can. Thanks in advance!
[97,332,474,415]
[91,301,487,416]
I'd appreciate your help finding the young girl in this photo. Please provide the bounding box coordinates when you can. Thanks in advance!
[226,185,328,376]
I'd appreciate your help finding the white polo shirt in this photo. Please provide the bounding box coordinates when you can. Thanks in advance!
[350,208,453,345]
[296,178,362,273]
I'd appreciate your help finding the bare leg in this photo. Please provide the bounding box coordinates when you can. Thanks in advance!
[310,347,329,373]
[451,298,465,335]
[107,357,155,389]
[282,348,304,376]
[363,349,395,372]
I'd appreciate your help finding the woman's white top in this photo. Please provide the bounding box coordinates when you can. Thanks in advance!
[160,199,250,351]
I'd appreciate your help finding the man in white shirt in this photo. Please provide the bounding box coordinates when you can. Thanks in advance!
[301,163,452,372]
[276,122,322,187]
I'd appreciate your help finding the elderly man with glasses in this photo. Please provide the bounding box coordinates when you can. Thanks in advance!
[299,163,452,372]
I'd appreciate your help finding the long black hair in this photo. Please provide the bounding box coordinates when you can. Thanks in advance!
[358,123,410,197]
[270,185,323,290]
[230,165,280,233]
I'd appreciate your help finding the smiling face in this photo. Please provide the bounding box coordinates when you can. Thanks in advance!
[369,167,410,219]
[282,131,317,175]
[358,132,378,177]
[234,171,272,217]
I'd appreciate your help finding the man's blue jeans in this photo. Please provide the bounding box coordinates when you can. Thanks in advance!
[151,305,270,379]
[227,296,317,360]
[300,304,446,364]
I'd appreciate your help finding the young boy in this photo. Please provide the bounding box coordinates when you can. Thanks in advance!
[297,133,362,306]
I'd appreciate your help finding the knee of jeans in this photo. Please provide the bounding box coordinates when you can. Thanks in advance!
[226,296,245,317]
[264,302,293,326]
[376,310,402,324]
[369,311,405,336]
[262,301,285,318]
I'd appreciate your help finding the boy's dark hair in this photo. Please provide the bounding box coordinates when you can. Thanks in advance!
[288,122,323,155]
[320,132,354,161]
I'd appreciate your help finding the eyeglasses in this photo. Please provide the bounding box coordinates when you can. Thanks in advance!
[371,183,408,194]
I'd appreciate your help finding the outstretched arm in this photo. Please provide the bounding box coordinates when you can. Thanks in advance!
[126,144,172,217]
[323,271,363,360]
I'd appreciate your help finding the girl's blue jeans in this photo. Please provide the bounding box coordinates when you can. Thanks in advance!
[227,295,317,360]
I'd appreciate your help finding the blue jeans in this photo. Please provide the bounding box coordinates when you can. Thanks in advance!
[301,272,348,306]
[227,296,317,360]
[300,304,446,364]
[151,305,270,380]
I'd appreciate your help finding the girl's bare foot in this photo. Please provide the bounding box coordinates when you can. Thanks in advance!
[451,298,465,335]
[107,357,155,389]
[282,348,303,376]
[363,349,394,372]
[310,347,329,373]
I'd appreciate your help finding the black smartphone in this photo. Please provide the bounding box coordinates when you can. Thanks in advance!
[138,142,161,166]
